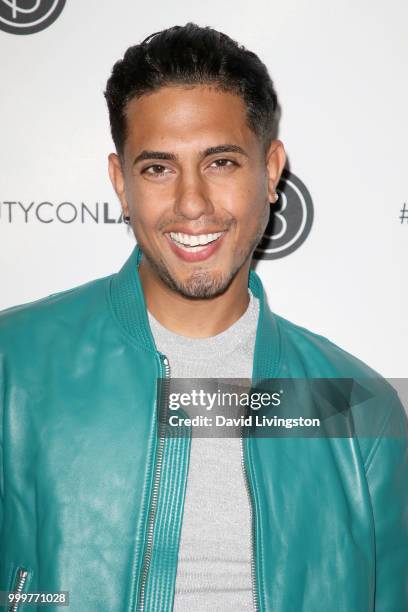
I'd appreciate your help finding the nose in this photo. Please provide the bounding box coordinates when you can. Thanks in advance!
[173,168,214,220]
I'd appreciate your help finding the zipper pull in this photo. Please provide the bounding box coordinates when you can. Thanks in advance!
[160,354,171,378]
[8,568,29,612]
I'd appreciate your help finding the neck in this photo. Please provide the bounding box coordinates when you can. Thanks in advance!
[138,258,251,338]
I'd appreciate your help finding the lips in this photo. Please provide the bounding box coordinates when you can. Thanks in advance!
[164,231,227,262]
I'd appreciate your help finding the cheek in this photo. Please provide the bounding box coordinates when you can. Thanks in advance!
[259,200,271,231]
[126,184,162,228]
[238,184,269,226]
[220,178,264,214]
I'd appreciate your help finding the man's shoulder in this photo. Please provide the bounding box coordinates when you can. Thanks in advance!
[274,311,382,379]
[273,312,407,442]
[0,272,114,348]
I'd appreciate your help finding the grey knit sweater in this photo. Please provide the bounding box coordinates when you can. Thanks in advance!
[147,289,259,611]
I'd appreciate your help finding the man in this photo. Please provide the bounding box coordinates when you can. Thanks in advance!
[0,23,407,612]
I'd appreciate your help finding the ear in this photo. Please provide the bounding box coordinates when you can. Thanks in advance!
[265,140,286,202]
[108,153,130,218]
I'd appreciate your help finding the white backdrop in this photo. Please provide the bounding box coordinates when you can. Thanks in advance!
[0,0,407,376]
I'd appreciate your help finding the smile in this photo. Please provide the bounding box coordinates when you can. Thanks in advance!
[167,231,224,251]
[164,230,227,262]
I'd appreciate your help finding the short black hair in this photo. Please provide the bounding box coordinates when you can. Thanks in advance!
[104,23,278,160]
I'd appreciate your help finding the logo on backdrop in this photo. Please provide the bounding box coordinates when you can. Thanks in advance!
[254,169,314,260]
[0,0,66,35]
[0,201,125,223]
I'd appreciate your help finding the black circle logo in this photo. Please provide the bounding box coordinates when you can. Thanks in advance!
[0,0,66,35]
[254,169,314,260]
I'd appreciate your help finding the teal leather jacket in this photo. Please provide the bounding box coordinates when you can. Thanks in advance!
[1,245,407,611]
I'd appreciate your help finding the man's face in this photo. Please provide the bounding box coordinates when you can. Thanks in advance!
[109,85,285,298]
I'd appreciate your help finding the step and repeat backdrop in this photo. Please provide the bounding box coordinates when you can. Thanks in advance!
[0,0,406,376]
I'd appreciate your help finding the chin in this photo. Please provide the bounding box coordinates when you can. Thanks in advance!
[169,268,234,300]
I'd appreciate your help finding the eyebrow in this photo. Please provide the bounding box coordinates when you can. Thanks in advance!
[132,144,248,166]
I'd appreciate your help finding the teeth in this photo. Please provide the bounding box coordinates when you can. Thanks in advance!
[168,231,223,247]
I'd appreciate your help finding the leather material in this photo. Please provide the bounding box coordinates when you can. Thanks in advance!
[0,245,407,611]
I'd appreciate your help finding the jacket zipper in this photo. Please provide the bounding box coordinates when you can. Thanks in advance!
[8,567,28,612]
[240,433,260,612]
[137,353,170,612]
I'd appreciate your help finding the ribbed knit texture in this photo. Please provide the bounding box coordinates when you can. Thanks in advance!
[109,246,281,384]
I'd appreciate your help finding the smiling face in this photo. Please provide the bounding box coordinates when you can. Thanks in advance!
[108,85,286,299]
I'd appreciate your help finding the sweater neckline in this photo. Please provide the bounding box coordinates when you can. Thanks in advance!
[147,289,259,360]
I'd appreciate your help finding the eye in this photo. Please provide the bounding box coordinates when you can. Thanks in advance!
[209,158,238,170]
[142,164,172,177]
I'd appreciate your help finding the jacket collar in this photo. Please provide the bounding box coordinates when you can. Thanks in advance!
[110,245,281,380]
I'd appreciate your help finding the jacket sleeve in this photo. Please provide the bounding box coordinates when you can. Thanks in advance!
[364,390,408,611]
[0,358,3,537]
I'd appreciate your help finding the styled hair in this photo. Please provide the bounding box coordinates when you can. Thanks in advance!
[104,22,278,160]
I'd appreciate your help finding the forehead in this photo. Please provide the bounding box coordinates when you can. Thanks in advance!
[124,85,257,153]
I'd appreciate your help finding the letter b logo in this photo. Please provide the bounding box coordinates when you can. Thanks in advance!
[0,0,66,35]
